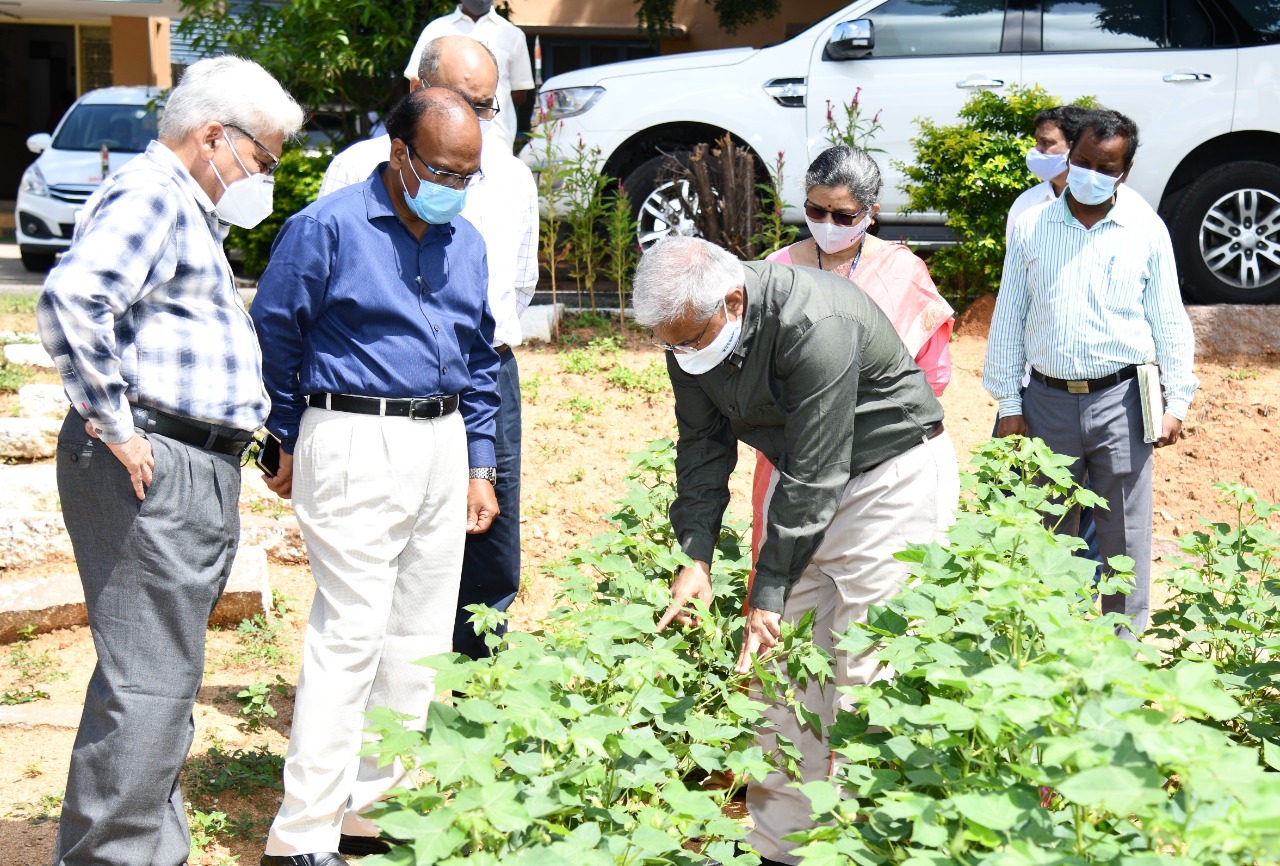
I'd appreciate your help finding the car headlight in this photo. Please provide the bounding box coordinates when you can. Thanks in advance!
[20,164,48,197]
[540,86,605,121]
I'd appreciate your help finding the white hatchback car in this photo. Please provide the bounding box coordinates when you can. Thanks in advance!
[16,86,162,273]
[533,0,1280,304]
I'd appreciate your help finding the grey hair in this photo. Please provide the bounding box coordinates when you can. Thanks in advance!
[418,35,500,82]
[632,236,746,329]
[159,56,304,141]
[804,145,882,207]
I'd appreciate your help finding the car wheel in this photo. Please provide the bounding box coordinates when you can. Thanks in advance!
[623,155,703,249]
[1171,160,1280,304]
[19,249,56,273]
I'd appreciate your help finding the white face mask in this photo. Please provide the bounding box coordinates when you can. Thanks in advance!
[806,211,871,254]
[1026,147,1068,183]
[673,300,743,376]
[1067,163,1122,207]
[211,133,275,229]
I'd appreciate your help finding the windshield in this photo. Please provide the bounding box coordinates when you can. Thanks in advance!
[52,103,160,153]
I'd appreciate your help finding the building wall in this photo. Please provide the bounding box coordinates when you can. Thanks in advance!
[110,16,172,88]
[507,0,853,54]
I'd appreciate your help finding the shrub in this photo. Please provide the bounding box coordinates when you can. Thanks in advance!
[790,436,1280,865]
[227,144,331,279]
[1151,482,1280,759]
[897,85,1077,309]
[365,438,825,865]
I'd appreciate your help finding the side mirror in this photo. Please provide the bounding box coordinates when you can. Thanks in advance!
[825,19,874,61]
[27,133,52,154]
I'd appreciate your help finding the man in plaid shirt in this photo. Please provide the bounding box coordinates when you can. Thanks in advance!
[37,56,302,866]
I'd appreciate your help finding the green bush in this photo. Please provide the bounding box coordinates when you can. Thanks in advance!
[1151,482,1280,758]
[790,436,1280,866]
[227,144,331,279]
[366,438,825,865]
[898,85,1085,309]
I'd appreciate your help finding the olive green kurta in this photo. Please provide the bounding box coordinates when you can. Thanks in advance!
[668,260,944,613]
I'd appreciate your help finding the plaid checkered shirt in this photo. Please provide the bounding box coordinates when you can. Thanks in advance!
[37,141,270,444]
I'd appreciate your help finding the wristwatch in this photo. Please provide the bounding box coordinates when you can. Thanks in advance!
[468,466,497,484]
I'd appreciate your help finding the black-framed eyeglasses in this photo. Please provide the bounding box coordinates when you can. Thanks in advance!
[471,101,501,121]
[223,123,281,176]
[803,200,868,227]
[418,79,501,121]
[407,143,484,191]
[654,299,725,354]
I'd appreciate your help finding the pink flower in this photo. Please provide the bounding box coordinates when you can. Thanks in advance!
[852,86,862,108]
[826,100,834,123]
[873,109,882,125]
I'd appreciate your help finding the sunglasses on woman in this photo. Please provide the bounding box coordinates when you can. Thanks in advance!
[803,201,868,227]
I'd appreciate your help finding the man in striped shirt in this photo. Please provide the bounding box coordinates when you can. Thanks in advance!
[984,109,1198,635]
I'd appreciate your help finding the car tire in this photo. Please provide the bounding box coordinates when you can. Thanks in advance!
[19,249,56,273]
[1171,160,1280,304]
[623,154,703,249]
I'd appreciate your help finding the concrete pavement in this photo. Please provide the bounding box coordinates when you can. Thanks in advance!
[0,241,47,293]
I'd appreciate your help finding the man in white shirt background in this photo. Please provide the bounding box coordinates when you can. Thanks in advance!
[321,34,539,661]
[404,1,535,153]
[1005,104,1089,243]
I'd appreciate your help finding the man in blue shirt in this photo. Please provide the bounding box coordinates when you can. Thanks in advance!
[252,87,498,865]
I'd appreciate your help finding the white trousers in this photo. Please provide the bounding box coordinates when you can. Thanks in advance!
[265,407,468,855]
[746,432,959,864]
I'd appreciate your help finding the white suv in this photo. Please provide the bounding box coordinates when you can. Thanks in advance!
[16,86,162,272]
[533,0,1280,304]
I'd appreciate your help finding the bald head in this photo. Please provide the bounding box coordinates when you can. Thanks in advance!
[416,35,499,111]
[386,86,479,152]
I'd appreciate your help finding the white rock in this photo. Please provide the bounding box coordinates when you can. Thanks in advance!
[0,418,60,459]
[0,465,60,513]
[0,510,72,570]
[19,383,69,420]
[0,546,272,642]
[518,304,565,344]
[3,343,56,369]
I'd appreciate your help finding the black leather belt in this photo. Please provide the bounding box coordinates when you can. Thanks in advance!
[495,343,511,355]
[307,392,460,419]
[1030,365,1138,394]
[924,421,945,442]
[130,405,254,457]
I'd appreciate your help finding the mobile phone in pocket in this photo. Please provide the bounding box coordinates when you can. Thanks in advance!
[255,433,282,478]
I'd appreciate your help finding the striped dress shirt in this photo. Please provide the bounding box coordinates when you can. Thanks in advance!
[984,186,1198,419]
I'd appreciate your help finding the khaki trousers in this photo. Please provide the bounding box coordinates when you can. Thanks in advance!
[746,432,959,864]
[265,407,468,855]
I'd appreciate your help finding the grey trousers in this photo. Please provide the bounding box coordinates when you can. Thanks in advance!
[52,409,243,866]
[1022,376,1153,631]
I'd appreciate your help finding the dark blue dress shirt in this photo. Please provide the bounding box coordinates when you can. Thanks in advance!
[251,167,499,466]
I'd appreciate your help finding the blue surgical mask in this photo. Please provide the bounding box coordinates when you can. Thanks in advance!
[400,160,468,225]
[1067,163,1121,206]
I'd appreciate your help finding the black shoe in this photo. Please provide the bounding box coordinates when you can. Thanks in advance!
[260,854,348,866]
[338,833,395,856]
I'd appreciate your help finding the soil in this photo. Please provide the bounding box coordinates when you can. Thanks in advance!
[1,315,1278,864]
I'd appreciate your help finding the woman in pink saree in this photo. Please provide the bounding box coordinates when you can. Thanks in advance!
[749,145,954,575]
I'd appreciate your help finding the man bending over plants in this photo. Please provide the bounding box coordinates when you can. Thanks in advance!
[633,236,960,866]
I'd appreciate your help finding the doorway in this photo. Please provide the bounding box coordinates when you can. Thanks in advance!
[0,24,76,206]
